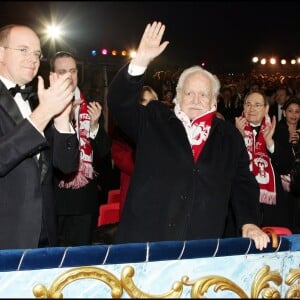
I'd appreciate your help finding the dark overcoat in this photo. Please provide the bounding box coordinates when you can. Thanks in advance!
[107,64,261,243]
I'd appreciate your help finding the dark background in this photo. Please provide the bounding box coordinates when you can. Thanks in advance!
[1,1,300,74]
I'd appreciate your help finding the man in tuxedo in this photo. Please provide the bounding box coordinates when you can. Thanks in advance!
[269,86,290,122]
[0,24,79,249]
[235,91,290,229]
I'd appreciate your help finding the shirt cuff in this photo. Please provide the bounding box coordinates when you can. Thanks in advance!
[53,122,76,134]
[128,62,147,76]
[89,124,99,139]
[267,143,275,153]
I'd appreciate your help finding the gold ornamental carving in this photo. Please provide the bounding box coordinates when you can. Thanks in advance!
[33,266,122,298]
[32,265,300,298]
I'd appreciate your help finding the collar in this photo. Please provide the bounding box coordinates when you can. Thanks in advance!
[0,75,25,90]
[250,122,261,127]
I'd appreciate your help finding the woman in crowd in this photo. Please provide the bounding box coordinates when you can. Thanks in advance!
[272,97,300,232]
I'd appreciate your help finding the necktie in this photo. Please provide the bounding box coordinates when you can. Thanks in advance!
[9,84,33,101]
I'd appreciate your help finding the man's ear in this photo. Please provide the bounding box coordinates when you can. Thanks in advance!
[0,46,5,62]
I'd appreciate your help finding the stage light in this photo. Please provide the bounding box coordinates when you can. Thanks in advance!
[260,58,266,65]
[252,56,259,63]
[270,58,276,65]
[112,50,117,56]
[45,24,63,40]
[281,59,287,65]
[121,50,127,56]
[291,59,296,65]
[101,48,108,55]
[91,50,97,56]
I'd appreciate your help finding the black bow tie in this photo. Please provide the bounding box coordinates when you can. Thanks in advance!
[251,125,261,135]
[9,84,33,101]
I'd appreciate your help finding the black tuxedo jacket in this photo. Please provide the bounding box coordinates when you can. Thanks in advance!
[0,80,79,249]
[268,102,281,122]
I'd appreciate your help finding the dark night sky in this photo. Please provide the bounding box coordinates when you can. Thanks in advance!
[1,1,300,73]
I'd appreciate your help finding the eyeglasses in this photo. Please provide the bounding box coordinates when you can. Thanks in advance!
[244,102,265,109]
[3,47,43,60]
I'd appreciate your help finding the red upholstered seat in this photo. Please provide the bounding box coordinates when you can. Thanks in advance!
[98,202,120,226]
[261,226,292,249]
[107,189,121,204]
[262,226,292,236]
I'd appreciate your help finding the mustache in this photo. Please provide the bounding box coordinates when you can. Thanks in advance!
[186,105,204,110]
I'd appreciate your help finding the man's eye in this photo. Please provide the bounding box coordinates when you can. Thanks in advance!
[20,48,28,54]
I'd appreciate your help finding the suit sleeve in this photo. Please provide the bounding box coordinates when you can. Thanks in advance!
[0,119,48,176]
[107,63,145,142]
[90,114,111,159]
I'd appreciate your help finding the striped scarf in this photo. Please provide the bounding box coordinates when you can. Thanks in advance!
[243,114,276,205]
[58,88,95,189]
[175,104,215,162]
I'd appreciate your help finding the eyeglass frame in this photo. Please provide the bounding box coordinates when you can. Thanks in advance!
[3,46,43,60]
[244,102,266,109]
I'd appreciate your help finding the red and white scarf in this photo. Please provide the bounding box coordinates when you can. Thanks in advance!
[59,87,95,189]
[174,103,215,162]
[243,113,276,205]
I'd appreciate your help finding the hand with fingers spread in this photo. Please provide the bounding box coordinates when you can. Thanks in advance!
[132,21,169,68]
[29,72,74,132]
[262,115,276,149]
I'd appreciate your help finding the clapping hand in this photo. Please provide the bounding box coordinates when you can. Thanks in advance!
[88,101,102,132]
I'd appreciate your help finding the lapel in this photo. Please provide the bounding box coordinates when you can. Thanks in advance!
[0,81,24,125]
[39,151,48,184]
[0,81,49,180]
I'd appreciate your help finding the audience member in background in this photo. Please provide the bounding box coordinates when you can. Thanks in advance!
[272,97,300,233]
[111,85,158,217]
[107,21,270,250]
[235,91,291,229]
[140,85,158,105]
[0,24,79,249]
[268,86,291,122]
[50,51,111,246]
[217,86,241,124]
[161,89,175,109]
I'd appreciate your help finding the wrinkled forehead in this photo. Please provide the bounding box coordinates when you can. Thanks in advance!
[183,72,211,91]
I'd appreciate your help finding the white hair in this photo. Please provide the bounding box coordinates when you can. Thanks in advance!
[173,65,220,105]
